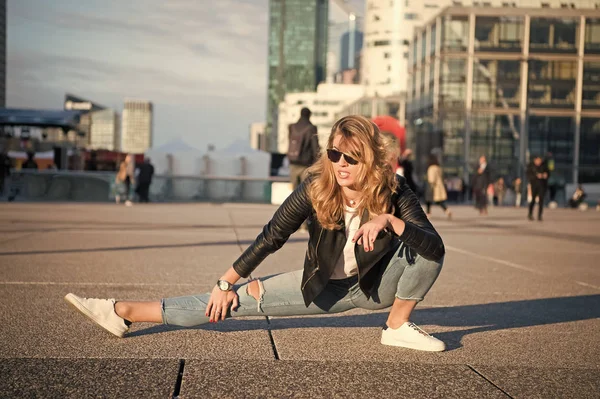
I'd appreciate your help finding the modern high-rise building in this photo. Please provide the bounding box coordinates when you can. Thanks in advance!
[266,0,329,152]
[90,109,119,151]
[0,0,5,107]
[361,0,444,99]
[121,100,153,154]
[64,94,106,148]
[407,3,600,186]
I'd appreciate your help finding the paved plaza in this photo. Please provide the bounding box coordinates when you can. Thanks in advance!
[0,202,599,398]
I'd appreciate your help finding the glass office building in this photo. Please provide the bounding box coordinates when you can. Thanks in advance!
[267,0,328,152]
[407,6,600,186]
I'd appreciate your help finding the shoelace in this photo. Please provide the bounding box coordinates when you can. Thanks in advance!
[407,322,431,337]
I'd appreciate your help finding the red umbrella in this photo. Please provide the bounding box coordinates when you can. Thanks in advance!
[372,115,406,152]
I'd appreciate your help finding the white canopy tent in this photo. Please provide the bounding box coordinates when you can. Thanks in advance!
[205,140,271,201]
[144,138,204,176]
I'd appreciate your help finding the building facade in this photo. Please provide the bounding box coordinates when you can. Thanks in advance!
[63,94,106,149]
[361,0,445,99]
[90,109,119,151]
[266,0,329,152]
[121,100,153,154]
[407,5,600,185]
[277,83,365,153]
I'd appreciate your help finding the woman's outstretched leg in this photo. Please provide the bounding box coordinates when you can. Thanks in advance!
[65,270,355,337]
[114,301,162,323]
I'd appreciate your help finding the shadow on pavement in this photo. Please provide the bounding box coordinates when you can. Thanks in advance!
[129,295,600,351]
[0,237,309,256]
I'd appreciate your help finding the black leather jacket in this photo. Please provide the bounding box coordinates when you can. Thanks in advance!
[233,175,445,306]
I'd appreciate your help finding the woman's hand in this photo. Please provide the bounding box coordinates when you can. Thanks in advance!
[352,214,391,252]
[205,285,239,322]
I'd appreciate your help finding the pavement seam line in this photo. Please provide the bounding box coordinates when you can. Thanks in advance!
[172,359,185,399]
[467,365,514,398]
[446,245,544,275]
[266,316,280,360]
[576,281,600,290]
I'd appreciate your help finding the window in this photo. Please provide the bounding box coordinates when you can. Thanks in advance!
[579,118,600,174]
[402,39,410,46]
[528,60,577,108]
[384,52,391,59]
[582,62,600,109]
[475,16,523,52]
[442,15,469,51]
[530,18,578,53]
[441,58,467,108]
[430,23,437,55]
[529,116,574,172]
[585,18,600,54]
[374,40,391,46]
[405,13,419,20]
[472,59,521,108]
[470,114,519,174]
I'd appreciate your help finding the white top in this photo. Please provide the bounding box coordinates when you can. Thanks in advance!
[330,206,361,280]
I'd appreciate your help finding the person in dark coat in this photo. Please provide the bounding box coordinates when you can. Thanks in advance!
[135,158,155,203]
[22,152,38,170]
[287,107,320,190]
[527,155,549,221]
[0,148,11,195]
[472,155,491,215]
[399,149,417,195]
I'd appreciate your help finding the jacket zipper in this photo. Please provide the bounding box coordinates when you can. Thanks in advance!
[302,228,323,290]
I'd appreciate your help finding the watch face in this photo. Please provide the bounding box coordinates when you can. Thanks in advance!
[218,280,231,290]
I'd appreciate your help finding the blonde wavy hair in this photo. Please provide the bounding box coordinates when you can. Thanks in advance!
[307,115,398,230]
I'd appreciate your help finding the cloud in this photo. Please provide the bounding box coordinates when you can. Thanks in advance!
[7,0,272,148]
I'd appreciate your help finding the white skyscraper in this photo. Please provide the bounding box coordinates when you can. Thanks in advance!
[361,0,445,98]
[121,100,153,153]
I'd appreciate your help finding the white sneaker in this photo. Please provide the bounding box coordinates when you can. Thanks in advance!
[64,293,129,338]
[381,322,445,352]
[125,200,133,206]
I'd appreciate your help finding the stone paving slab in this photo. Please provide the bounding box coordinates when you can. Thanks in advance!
[268,308,600,367]
[181,360,507,399]
[0,358,179,398]
[472,365,600,399]
[0,285,273,360]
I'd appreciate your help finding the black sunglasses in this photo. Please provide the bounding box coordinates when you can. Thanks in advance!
[326,149,359,165]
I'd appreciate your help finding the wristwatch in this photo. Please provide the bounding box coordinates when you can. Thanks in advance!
[216,279,233,291]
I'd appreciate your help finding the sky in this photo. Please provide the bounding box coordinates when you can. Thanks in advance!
[7,0,364,151]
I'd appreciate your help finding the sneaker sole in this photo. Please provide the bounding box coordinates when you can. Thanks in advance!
[381,335,445,352]
[64,294,125,338]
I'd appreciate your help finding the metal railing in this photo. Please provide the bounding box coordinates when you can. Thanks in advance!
[4,170,290,203]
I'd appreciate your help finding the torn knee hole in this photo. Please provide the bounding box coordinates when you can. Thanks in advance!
[246,280,261,301]
[246,279,265,312]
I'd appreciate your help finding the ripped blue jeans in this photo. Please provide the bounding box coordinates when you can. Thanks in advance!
[161,243,443,327]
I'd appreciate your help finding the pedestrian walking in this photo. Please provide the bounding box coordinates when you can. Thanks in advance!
[287,107,320,190]
[425,155,452,219]
[135,158,154,203]
[65,115,447,352]
[513,177,522,207]
[472,155,491,215]
[494,177,506,207]
[399,149,417,195]
[115,155,135,206]
[527,155,549,221]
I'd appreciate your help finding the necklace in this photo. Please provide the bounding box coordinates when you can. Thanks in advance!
[349,199,356,207]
